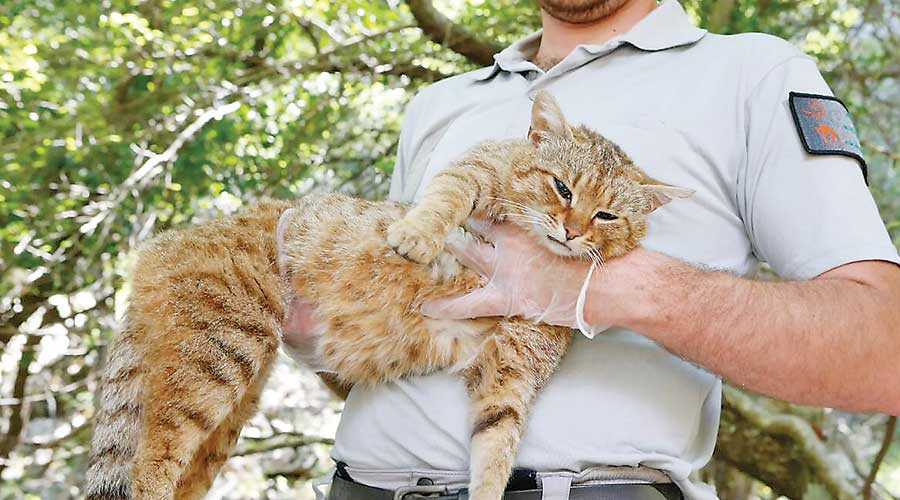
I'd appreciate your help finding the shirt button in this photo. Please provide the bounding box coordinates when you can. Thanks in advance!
[525,71,537,81]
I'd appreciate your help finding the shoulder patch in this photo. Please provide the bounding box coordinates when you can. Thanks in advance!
[788,92,867,183]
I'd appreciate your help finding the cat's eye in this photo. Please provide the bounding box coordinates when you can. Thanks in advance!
[594,211,618,221]
[553,177,572,201]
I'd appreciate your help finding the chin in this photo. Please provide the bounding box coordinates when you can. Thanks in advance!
[542,233,584,258]
[543,234,596,260]
[542,239,576,257]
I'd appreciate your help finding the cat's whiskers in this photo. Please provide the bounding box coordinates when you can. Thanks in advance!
[488,196,555,226]
[499,212,549,225]
[496,208,543,220]
[588,247,604,267]
[502,215,560,245]
[585,249,601,267]
[487,196,532,213]
[587,247,612,280]
[587,249,602,267]
[496,204,558,240]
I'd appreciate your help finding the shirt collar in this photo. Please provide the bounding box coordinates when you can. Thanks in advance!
[474,0,706,81]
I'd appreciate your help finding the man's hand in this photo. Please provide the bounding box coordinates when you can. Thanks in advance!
[420,221,659,331]
[422,221,608,330]
[281,295,328,371]
[282,296,352,398]
[424,221,900,414]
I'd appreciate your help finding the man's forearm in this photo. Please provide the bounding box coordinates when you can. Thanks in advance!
[591,250,900,414]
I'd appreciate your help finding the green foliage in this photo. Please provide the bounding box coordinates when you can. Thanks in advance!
[1,0,897,498]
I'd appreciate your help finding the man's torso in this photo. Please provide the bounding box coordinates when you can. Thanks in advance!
[329,3,861,499]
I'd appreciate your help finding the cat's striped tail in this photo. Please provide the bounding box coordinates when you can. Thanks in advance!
[84,317,144,500]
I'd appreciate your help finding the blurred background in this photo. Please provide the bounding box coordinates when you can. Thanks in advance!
[1,0,898,498]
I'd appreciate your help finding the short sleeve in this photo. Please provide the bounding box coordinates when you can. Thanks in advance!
[739,56,899,279]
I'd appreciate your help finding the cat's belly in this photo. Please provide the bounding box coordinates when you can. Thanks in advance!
[422,317,496,373]
[279,194,485,385]
[313,312,493,386]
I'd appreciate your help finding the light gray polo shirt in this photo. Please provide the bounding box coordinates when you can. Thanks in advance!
[329,1,900,498]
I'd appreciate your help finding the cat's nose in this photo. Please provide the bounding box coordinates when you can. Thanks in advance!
[564,226,582,240]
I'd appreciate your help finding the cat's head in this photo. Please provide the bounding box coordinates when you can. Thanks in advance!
[504,90,693,261]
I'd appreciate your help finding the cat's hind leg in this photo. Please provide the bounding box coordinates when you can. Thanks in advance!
[463,321,572,500]
[129,359,230,500]
[130,322,280,500]
[173,365,270,500]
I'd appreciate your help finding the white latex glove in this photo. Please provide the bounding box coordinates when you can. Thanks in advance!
[421,220,609,338]
[281,296,334,371]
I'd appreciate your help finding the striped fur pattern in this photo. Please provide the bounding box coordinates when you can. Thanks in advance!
[386,91,692,500]
[85,91,688,500]
[86,200,291,500]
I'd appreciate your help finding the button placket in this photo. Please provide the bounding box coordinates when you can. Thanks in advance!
[525,43,622,99]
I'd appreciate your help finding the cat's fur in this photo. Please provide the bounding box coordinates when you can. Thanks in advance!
[85,91,691,500]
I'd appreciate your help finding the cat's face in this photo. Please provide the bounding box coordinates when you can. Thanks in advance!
[502,91,692,263]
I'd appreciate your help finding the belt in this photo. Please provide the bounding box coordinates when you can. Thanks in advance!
[327,470,683,500]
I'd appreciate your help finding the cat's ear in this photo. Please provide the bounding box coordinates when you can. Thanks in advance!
[641,176,694,212]
[528,91,572,144]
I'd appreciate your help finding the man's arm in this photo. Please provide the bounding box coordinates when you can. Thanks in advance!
[422,224,900,413]
[593,249,900,414]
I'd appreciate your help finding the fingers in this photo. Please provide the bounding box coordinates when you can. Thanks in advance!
[282,296,320,348]
[450,219,539,275]
[463,218,496,239]
[421,288,509,320]
[444,229,498,275]
[464,218,519,243]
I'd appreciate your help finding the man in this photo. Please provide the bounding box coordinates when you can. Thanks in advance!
[284,0,900,498]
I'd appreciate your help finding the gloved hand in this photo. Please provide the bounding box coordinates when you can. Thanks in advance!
[421,220,609,338]
[281,295,333,371]
[278,207,332,371]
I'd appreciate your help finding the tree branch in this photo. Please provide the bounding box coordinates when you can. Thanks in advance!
[707,0,737,34]
[863,416,897,500]
[233,432,335,457]
[405,0,502,66]
[716,386,857,500]
[0,334,40,475]
[234,28,450,88]
[863,139,900,162]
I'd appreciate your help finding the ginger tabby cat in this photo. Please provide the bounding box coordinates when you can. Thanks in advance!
[85,91,691,500]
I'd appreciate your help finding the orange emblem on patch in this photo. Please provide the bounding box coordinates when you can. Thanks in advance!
[802,100,826,119]
[815,123,841,145]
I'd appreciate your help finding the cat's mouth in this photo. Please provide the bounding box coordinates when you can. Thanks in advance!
[546,235,571,252]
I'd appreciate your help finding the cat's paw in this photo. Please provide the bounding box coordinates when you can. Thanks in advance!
[386,218,443,264]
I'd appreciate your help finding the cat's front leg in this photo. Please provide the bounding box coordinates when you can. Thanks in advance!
[386,212,447,264]
[464,321,573,500]
[387,165,486,264]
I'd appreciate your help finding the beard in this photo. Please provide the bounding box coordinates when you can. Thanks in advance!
[538,0,632,23]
